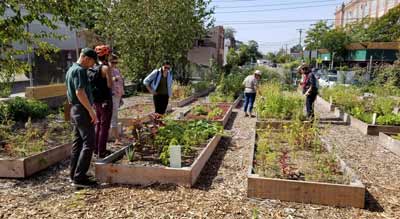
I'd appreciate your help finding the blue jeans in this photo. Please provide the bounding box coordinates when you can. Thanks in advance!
[244,92,256,113]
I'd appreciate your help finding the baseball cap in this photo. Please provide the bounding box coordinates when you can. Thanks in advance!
[81,48,98,64]
[254,70,262,75]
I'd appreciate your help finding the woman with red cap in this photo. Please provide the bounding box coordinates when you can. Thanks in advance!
[93,45,113,158]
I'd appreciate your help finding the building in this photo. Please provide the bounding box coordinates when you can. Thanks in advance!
[187,26,225,67]
[5,8,87,86]
[335,0,400,27]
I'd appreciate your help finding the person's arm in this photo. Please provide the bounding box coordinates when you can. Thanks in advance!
[102,65,113,88]
[304,74,316,96]
[76,89,97,123]
[143,70,158,95]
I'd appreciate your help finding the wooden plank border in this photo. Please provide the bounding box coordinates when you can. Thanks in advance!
[95,135,222,187]
[179,103,233,128]
[348,115,400,136]
[378,133,400,157]
[316,95,335,112]
[0,143,72,178]
[247,121,365,208]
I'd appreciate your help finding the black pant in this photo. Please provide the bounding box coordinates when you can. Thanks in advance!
[70,104,95,181]
[153,94,169,114]
[306,93,317,119]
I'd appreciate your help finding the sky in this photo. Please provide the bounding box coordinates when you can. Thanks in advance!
[211,0,345,53]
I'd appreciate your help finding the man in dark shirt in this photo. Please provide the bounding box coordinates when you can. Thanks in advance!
[299,64,318,119]
[66,48,98,188]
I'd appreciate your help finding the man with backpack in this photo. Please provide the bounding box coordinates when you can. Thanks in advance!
[66,48,98,188]
[90,45,113,158]
[143,61,173,114]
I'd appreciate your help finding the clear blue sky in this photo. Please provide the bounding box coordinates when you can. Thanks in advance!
[211,0,344,54]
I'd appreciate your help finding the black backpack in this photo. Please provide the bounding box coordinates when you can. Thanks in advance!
[87,64,103,92]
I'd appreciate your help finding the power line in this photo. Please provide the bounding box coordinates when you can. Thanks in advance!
[214,0,340,9]
[215,3,339,14]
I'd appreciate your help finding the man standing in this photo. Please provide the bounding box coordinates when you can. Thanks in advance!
[143,61,173,114]
[66,48,98,188]
[299,64,318,119]
[242,70,262,117]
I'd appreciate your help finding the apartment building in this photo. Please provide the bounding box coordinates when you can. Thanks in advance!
[335,0,400,27]
[187,26,225,67]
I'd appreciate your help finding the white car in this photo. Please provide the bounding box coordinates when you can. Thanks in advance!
[318,75,337,87]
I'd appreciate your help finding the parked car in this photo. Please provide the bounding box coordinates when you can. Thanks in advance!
[318,74,337,87]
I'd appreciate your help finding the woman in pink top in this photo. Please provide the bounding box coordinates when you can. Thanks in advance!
[110,54,125,144]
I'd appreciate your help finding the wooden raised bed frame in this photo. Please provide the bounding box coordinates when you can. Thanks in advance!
[316,95,335,112]
[248,121,365,208]
[0,143,72,178]
[95,135,221,187]
[175,94,241,128]
[378,132,400,157]
[170,86,215,107]
[333,108,400,135]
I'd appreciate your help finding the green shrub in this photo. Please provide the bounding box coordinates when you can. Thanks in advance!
[256,83,305,120]
[0,97,49,122]
[192,81,210,93]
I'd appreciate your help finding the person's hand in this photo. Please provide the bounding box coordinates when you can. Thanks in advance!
[304,92,310,97]
[151,90,157,95]
[89,109,98,124]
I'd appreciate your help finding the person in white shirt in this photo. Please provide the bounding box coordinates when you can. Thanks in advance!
[242,70,261,117]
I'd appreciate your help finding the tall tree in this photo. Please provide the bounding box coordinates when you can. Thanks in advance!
[366,5,400,42]
[224,26,236,49]
[247,40,263,61]
[321,28,350,62]
[100,0,214,84]
[304,21,331,51]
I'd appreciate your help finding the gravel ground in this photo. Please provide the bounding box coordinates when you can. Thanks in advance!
[0,97,399,218]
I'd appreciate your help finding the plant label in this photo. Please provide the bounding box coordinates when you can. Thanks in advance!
[169,145,181,168]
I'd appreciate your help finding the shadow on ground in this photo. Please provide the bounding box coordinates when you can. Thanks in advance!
[364,189,384,212]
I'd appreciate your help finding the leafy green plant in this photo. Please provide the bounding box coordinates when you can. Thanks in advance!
[0,97,49,122]
[192,105,208,116]
[192,81,210,93]
[125,146,135,162]
[256,83,305,120]
[207,107,223,120]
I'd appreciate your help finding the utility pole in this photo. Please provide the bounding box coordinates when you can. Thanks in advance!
[285,44,288,55]
[297,28,304,61]
[296,28,304,47]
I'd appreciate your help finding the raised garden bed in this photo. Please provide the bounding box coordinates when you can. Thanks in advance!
[316,95,335,112]
[170,86,215,108]
[95,120,223,187]
[321,86,400,134]
[0,116,73,178]
[180,103,233,127]
[248,121,365,208]
[378,132,400,157]
[118,103,172,127]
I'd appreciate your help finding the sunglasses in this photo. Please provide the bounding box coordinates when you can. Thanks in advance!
[164,66,170,70]
[111,61,118,64]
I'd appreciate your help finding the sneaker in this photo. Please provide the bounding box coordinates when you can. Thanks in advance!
[244,113,249,117]
[72,178,98,188]
[250,114,256,118]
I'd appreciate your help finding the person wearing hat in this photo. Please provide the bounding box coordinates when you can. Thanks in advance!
[65,48,98,188]
[92,44,113,158]
[298,64,318,119]
[242,70,262,117]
